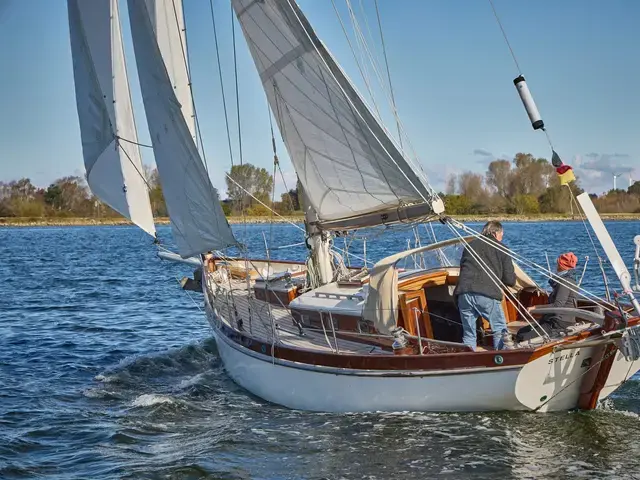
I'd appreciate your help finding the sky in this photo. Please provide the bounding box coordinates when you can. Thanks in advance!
[0,0,639,198]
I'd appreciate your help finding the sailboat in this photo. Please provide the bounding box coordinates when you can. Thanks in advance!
[66,0,640,413]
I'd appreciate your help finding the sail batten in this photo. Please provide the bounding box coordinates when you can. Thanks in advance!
[128,0,237,258]
[67,0,156,238]
[232,0,442,227]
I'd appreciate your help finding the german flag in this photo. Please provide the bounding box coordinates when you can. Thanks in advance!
[551,150,575,185]
[556,164,575,185]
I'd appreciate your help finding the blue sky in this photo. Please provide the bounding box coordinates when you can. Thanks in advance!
[0,0,638,197]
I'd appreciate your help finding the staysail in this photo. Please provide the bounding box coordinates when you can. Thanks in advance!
[67,0,156,237]
[127,0,237,258]
[232,0,443,230]
[143,0,196,143]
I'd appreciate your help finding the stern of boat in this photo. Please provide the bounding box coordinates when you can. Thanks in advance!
[514,319,640,412]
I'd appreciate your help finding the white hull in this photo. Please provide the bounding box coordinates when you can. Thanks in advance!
[211,320,524,413]
[204,303,640,413]
[199,254,640,413]
[597,349,640,401]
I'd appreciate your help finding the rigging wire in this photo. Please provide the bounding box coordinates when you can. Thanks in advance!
[568,189,613,302]
[231,8,244,166]
[487,0,522,75]
[116,136,153,150]
[373,0,402,148]
[487,0,557,153]
[170,0,210,173]
[448,218,616,311]
[226,5,253,312]
[267,106,296,213]
[312,0,433,206]
[332,0,383,121]
[330,0,434,194]
[116,142,153,192]
[208,0,236,167]
[487,0,616,307]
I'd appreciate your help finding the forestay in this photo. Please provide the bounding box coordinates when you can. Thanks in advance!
[232,0,443,229]
[67,0,155,237]
[144,0,196,143]
[128,0,237,257]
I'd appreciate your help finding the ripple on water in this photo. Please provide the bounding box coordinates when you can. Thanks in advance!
[2,223,640,479]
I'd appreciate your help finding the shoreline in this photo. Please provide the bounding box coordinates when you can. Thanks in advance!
[0,213,638,228]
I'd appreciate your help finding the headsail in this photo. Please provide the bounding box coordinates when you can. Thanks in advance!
[232,0,443,230]
[127,0,238,258]
[67,0,155,237]
[143,0,196,143]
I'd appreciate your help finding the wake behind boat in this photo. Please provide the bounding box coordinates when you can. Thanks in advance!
[66,0,640,413]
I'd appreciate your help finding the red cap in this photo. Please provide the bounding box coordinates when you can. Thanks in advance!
[557,252,578,271]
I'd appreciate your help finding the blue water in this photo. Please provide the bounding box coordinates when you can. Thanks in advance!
[1,221,640,479]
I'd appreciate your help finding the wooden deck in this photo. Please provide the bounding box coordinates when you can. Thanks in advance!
[206,275,389,356]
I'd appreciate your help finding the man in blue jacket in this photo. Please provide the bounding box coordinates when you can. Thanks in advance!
[454,221,516,350]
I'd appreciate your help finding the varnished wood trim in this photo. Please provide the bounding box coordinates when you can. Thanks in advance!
[218,323,534,371]
[214,256,306,267]
[578,344,618,410]
[399,270,449,291]
[528,316,640,362]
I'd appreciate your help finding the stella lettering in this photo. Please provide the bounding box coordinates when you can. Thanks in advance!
[548,350,580,364]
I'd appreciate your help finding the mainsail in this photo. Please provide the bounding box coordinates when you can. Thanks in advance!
[144,0,196,143]
[127,0,237,258]
[232,0,443,230]
[67,0,156,237]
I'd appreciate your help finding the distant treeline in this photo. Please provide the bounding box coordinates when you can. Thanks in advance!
[2,154,639,219]
[442,153,640,215]
[0,164,302,219]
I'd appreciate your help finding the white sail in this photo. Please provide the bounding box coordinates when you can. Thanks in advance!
[67,0,155,237]
[232,0,443,229]
[144,0,196,143]
[127,0,238,258]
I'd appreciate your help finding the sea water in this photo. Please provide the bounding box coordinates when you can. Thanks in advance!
[1,221,640,479]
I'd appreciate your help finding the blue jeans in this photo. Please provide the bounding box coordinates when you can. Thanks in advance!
[457,293,507,350]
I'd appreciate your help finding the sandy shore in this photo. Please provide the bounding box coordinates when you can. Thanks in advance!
[1,213,638,228]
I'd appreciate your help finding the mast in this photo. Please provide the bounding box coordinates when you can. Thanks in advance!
[300,186,333,286]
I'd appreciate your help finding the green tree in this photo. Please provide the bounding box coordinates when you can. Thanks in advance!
[510,194,540,214]
[594,190,640,213]
[442,194,473,214]
[225,164,274,214]
[44,184,63,210]
[277,188,300,214]
[627,181,640,196]
[147,168,167,216]
[51,176,91,215]
[538,183,583,214]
